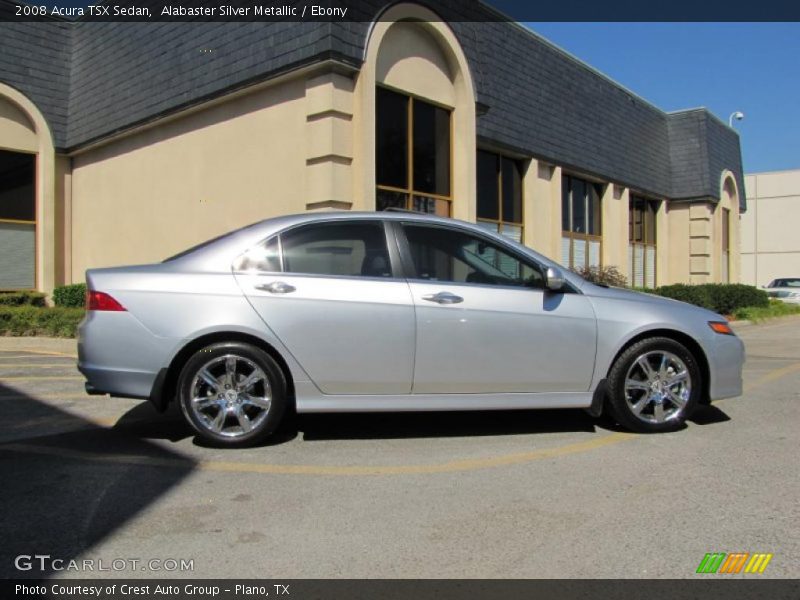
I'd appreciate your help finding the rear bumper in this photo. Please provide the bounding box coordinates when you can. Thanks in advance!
[78,364,157,399]
[77,310,175,404]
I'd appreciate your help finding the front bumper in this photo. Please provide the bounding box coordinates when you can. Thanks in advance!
[707,331,746,400]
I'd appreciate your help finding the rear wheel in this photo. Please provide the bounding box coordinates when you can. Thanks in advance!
[177,342,286,447]
[606,337,701,433]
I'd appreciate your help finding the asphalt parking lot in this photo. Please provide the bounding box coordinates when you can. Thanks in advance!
[1,319,799,579]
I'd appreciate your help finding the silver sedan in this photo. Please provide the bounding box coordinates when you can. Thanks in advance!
[78,212,744,446]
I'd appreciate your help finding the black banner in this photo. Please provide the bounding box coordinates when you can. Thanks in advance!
[2,0,800,22]
[4,580,800,600]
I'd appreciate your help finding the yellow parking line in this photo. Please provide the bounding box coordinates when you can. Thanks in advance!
[0,393,100,401]
[0,349,78,358]
[743,360,800,393]
[0,355,76,360]
[0,363,78,369]
[2,354,800,478]
[0,375,84,381]
[0,432,636,476]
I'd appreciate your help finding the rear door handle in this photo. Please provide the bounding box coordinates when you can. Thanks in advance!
[422,291,464,305]
[255,281,296,294]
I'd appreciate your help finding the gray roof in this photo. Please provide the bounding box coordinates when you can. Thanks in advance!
[0,0,745,209]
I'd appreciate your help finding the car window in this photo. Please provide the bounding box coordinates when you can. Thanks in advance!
[401,223,545,289]
[776,279,800,288]
[281,222,392,278]
[233,236,281,272]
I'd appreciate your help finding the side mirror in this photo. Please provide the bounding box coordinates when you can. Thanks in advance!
[545,266,565,292]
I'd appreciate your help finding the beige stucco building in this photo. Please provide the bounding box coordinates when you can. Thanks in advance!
[0,2,745,295]
[741,169,800,286]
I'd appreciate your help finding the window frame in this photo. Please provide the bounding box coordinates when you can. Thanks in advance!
[721,206,731,283]
[232,219,403,281]
[0,149,37,291]
[561,174,604,270]
[476,149,524,241]
[390,220,572,293]
[628,195,659,288]
[375,84,454,216]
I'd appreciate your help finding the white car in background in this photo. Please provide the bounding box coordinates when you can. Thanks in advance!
[764,278,800,304]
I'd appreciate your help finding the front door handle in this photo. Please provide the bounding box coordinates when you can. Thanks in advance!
[422,291,464,305]
[255,281,296,294]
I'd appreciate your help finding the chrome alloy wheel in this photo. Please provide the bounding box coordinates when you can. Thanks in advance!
[623,350,692,424]
[187,354,272,438]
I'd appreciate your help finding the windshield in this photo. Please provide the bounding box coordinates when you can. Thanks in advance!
[770,279,800,288]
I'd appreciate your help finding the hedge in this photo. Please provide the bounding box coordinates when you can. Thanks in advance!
[52,283,87,308]
[0,306,84,337]
[653,283,768,315]
[0,291,47,307]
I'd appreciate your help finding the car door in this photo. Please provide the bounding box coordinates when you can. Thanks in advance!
[234,219,415,395]
[396,222,598,394]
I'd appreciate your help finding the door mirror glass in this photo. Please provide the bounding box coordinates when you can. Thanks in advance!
[545,267,565,291]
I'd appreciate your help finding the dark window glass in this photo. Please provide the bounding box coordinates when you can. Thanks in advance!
[501,157,522,223]
[413,195,450,217]
[587,183,602,236]
[561,175,571,231]
[376,189,407,212]
[402,224,543,289]
[571,178,586,234]
[629,196,657,244]
[281,222,391,278]
[644,202,657,244]
[376,87,408,189]
[477,150,499,221]
[413,100,450,196]
[0,150,35,222]
[722,208,730,249]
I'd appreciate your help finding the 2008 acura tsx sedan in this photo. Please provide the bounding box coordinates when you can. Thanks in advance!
[78,211,744,446]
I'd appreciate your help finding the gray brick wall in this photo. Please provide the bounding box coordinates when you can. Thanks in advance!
[0,2,72,148]
[0,0,744,208]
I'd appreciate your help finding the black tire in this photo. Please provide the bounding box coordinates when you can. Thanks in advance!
[177,342,287,447]
[605,336,701,433]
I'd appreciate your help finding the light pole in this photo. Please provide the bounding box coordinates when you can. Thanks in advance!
[729,111,744,127]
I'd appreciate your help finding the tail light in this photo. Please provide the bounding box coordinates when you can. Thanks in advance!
[86,290,126,312]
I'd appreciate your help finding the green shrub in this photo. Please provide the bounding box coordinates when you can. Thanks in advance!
[52,283,87,308]
[701,283,769,315]
[0,291,47,307]
[652,284,716,311]
[0,306,85,337]
[647,283,768,315]
[572,265,628,287]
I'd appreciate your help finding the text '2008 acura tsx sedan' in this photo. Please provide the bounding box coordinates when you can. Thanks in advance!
[78,211,744,447]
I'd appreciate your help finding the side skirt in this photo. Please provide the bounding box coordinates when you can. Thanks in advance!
[295,383,593,413]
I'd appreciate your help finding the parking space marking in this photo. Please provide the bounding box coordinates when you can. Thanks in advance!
[0,355,76,360]
[0,363,79,369]
[0,349,78,359]
[0,392,99,401]
[743,360,800,392]
[2,354,800,477]
[0,431,637,476]
[1,375,84,381]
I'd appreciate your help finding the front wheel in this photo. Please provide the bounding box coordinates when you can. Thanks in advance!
[605,337,701,433]
[177,342,287,447]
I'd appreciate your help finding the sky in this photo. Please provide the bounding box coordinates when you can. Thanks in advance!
[525,23,800,174]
